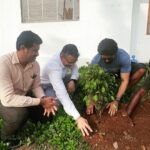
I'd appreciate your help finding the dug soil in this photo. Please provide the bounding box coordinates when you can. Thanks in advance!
[84,99,150,150]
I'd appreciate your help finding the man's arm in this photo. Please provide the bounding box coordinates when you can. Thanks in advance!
[116,72,130,100]
[31,62,58,116]
[107,72,130,116]
[31,62,45,98]
[107,51,131,116]
[48,68,80,120]
[48,68,93,136]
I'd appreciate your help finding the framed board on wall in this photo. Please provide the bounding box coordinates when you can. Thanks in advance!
[21,0,79,23]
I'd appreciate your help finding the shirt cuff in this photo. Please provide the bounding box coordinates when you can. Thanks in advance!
[71,75,79,80]
[31,98,41,106]
[72,111,80,120]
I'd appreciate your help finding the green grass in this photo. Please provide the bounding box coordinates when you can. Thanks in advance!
[0,107,90,150]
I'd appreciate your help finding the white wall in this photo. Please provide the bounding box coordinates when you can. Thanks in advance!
[0,0,133,67]
[131,0,150,63]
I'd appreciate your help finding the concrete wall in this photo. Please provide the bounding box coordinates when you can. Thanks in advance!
[0,0,133,68]
[130,0,150,63]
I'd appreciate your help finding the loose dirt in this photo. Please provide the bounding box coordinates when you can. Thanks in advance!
[84,99,150,150]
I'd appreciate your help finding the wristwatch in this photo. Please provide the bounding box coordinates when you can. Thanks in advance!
[115,97,121,102]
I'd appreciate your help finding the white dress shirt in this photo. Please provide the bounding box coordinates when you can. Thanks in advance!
[41,51,80,120]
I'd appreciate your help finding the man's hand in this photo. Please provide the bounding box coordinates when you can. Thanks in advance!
[40,96,58,109]
[106,101,119,116]
[67,80,76,93]
[86,100,95,115]
[43,106,58,117]
[76,117,93,136]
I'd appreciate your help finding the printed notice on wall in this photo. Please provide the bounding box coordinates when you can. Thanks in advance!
[21,0,79,23]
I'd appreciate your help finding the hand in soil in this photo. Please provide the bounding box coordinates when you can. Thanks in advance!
[76,116,93,136]
[107,101,119,116]
[86,100,96,115]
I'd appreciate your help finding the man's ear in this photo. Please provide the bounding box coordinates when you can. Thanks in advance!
[60,54,63,57]
[60,54,64,60]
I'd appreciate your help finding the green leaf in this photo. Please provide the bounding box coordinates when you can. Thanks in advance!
[101,86,105,93]
[111,96,115,100]
[93,95,98,102]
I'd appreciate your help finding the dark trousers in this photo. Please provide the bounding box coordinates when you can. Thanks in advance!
[0,102,52,140]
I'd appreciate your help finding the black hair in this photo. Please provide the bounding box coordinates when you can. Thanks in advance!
[98,38,118,55]
[16,31,42,50]
[60,44,80,58]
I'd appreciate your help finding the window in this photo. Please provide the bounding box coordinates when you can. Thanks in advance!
[147,0,150,34]
[21,0,79,23]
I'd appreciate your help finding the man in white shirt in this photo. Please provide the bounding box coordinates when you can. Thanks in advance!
[41,44,93,136]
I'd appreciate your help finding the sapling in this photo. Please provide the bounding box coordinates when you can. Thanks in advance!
[78,64,118,115]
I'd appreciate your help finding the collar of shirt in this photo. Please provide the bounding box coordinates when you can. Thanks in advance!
[12,52,20,64]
